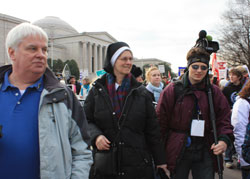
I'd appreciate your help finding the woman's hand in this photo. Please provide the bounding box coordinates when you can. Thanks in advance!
[95,135,111,150]
[211,141,227,155]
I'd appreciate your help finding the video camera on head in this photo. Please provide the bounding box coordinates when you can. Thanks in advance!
[194,30,219,54]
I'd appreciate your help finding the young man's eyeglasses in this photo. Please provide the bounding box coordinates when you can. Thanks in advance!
[191,65,208,71]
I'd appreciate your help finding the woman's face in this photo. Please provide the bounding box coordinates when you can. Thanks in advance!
[149,69,161,87]
[229,73,241,84]
[82,79,87,85]
[113,50,133,77]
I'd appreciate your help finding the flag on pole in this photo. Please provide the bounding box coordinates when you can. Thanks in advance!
[211,53,219,81]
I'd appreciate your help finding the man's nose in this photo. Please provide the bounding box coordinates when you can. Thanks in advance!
[36,48,47,58]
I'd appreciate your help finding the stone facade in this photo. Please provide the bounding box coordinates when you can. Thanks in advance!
[0,15,116,79]
[0,13,27,66]
[33,16,117,79]
[133,58,171,69]
[0,14,171,80]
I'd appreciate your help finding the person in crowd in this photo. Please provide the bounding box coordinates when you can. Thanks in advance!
[242,123,250,179]
[79,77,91,100]
[162,76,170,87]
[232,80,250,179]
[0,22,92,178]
[130,64,144,83]
[236,65,250,88]
[223,68,243,108]
[209,70,219,86]
[156,47,234,179]
[145,66,164,103]
[219,77,229,90]
[84,41,168,179]
[212,76,219,86]
[68,75,81,95]
[222,68,243,168]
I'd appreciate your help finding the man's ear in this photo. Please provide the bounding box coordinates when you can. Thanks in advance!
[8,48,16,62]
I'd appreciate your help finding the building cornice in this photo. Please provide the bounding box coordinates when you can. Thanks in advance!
[0,13,28,23]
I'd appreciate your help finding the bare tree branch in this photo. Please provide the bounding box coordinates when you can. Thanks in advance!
[217,0,250,69]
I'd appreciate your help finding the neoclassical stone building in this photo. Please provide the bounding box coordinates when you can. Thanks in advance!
[33,16,117,79]
[133,58,171,69]
[0,13,171,79]
[0,14,117,79]
[0,13,28,66]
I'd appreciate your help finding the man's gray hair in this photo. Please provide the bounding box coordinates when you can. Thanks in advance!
[5,22,48,59]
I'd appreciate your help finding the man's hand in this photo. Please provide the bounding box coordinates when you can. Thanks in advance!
[211,141,227,155]
[156,164,170,177]
[95,135,111,150]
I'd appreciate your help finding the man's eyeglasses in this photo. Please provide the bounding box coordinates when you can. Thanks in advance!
[191,65,208,71]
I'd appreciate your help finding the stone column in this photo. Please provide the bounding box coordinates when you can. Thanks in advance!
[78,42,83,70]
[98,45,103,70]
[93,43,98,73]
[103,46,107,65]
[88,42,92,73]
[82,42,88,72]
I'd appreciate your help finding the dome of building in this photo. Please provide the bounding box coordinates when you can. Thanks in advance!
[33,16,78,37]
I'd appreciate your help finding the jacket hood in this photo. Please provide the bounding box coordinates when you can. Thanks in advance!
[0,65,63,91]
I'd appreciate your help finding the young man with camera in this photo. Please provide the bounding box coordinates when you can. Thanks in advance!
[156,47,234,179]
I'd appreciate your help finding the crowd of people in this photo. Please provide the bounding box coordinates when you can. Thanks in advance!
[2,22,250,179]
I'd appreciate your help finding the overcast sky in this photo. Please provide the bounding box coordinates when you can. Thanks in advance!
[0,0,229,73]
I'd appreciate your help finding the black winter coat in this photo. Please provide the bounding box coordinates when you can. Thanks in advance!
[84,74,166,179]
[222,82,242,108]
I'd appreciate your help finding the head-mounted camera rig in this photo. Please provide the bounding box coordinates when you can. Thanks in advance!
[194,30,219,54]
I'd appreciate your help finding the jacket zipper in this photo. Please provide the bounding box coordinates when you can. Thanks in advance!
[117,88,138,130]
[94,81,140,130]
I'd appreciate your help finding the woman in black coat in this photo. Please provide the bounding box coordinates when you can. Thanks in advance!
[84,42,168,179]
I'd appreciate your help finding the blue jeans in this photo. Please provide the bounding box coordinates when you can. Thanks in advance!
[224,145,234,162]
[171,149,214,179]
[242,167,250,179]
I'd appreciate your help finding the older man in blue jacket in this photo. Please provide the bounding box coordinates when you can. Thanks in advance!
[0,22,92,179]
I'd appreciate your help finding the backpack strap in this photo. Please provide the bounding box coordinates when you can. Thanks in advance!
[173,80,184,104]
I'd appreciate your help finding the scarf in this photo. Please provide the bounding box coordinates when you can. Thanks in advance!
[83,84,90,93]
[106,73,131,119]
[146,82,163,102]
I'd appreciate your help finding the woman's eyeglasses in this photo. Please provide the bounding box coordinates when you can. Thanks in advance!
[191,65,208,71]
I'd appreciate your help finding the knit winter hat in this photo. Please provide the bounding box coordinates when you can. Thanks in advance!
[131,64,142,78]
[186,47,210,68]
[103,42,132,74]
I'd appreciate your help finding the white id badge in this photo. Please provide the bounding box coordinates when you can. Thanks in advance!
[190,119,205,137]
